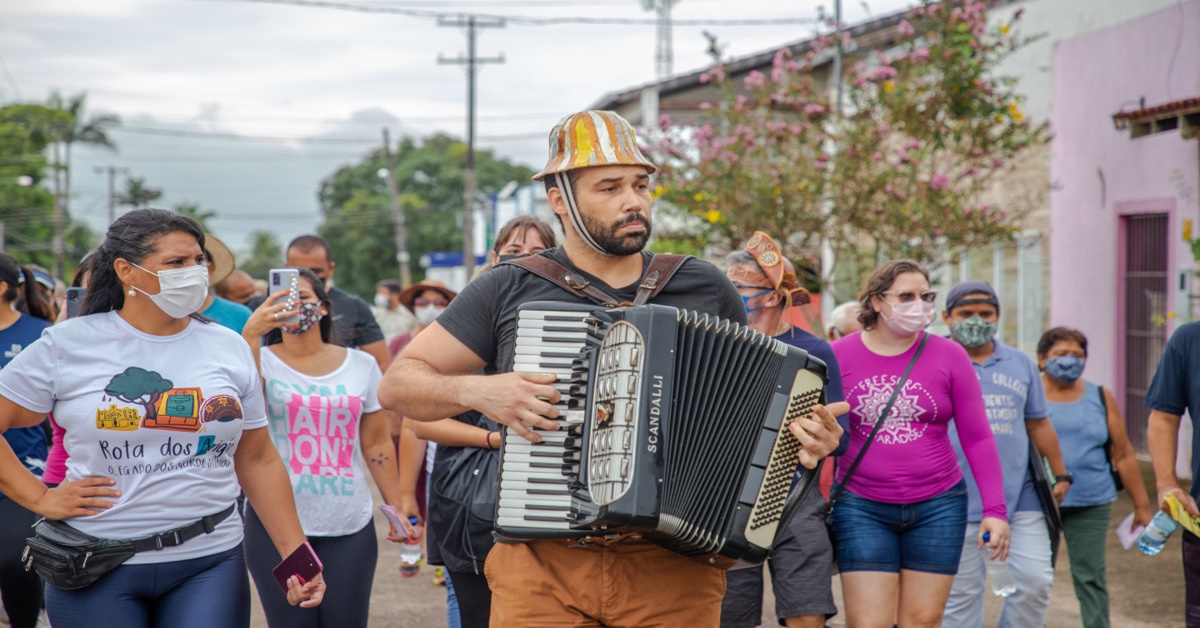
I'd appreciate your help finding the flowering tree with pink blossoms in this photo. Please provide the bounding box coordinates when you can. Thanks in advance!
[652,0,1048,276]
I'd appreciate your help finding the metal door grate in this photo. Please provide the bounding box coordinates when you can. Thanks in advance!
[1123,213,1168,453]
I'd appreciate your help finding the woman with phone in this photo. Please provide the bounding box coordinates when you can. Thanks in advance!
[0,209,322,628]
[0,252,56,628]
[242,268,405,628]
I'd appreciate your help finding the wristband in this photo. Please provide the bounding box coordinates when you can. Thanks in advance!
[484,431,495,450]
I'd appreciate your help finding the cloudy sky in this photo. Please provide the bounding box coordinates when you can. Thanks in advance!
[1,0,912,259]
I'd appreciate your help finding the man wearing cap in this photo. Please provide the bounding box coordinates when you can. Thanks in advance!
[721,232,846,628]
[379,110,847,626]
[940,280,1069,628]
[198,233,252,333]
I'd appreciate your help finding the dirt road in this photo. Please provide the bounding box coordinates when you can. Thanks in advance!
[252,476,1188,627]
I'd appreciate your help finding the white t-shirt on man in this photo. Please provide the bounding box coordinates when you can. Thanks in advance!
[0,312,267,564]
[259,346,382,537]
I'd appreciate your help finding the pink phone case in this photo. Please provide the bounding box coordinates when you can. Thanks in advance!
[379,505,411,539]
[272,542,323,593]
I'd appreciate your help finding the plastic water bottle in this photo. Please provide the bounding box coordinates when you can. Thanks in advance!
[981,532,1016,597]
[399,516,423,578]
[1137,511,1178,556]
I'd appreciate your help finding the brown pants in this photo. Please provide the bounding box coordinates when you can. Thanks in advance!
[485,538,726,627]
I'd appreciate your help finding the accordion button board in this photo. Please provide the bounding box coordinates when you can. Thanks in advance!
[496,301,830,567]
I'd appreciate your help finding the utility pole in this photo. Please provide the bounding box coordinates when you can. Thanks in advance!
[380,128,412,288]
[644,0,678,78]
[438,14,505,278]
[94,165,128,226]
[819,0,843,333]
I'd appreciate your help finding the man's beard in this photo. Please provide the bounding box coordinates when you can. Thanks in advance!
[580,211,652,256]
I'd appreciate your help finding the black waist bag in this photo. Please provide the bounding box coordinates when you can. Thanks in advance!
[23,519,137,590]
[23,503,235,590]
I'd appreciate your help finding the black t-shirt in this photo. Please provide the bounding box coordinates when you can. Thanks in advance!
[328,286,385,349]
[437,248,747,373]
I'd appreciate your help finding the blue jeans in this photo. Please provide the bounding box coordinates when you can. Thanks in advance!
[829,479,968,575]
[942,511,1053,628]
[44,545,249,628]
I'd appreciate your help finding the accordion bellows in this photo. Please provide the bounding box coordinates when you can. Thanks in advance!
[496,302,829,569]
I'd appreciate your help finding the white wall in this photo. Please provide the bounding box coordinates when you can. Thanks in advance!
[989,0,1182,123]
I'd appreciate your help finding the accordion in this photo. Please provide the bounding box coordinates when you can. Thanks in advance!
[495,301,829,568]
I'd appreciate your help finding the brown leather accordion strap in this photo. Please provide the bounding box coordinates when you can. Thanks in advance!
[632,254,690,306]
[500,255,621,307]
[499,253,692,308]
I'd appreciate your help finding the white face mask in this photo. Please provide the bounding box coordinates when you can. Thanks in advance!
[415,304,444,326]
[131,263,209,319]
[374,293,391,309]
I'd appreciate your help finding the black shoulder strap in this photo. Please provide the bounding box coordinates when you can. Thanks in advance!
[500,253,692,308]
[829,333,929,506]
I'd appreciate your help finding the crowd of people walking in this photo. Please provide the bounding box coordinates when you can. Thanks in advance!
[0,109,1194,628]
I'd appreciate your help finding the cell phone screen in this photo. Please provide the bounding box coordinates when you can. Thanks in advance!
[66,287,86,319]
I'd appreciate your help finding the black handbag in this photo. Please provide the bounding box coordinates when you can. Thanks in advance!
[23,503,236,590]
[1097,385,1124,491]
[429,413,500,575]
[1028,441,1063,568]
[826,334,929,524]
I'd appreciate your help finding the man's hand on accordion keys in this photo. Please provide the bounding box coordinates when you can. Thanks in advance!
[466,371,563,443]
[787,401,849,469]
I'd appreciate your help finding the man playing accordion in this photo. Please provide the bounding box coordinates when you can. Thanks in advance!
[379,110,848,627]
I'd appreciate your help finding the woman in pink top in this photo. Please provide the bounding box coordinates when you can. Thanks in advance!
[829,260,1009,627]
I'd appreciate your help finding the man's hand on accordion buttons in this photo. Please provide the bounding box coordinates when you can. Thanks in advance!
[788,401,849,470]
[471,371,562,443]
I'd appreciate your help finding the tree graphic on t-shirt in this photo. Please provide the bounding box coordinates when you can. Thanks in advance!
[104,367,174,425]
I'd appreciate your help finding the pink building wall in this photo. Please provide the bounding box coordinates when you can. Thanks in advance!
[1050,2,1200,407]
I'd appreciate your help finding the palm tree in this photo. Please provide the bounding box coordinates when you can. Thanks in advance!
[174,202,217,230]
[117,177,163,210]
[47,92,119,276]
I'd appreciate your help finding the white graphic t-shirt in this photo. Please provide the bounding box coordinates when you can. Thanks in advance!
[0,312,267,564]
[260,346,382,536]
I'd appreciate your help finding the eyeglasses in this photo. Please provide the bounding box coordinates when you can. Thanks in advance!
[414,297,449,308]
[880,290,938,304]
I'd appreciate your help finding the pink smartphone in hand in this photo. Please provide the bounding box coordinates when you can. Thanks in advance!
[272,542,322,593]
[380,505,415,539]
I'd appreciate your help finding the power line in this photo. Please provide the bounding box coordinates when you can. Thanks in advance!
[203,0,820,26]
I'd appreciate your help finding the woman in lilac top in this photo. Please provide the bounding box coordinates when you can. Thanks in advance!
[830,260,1009,627]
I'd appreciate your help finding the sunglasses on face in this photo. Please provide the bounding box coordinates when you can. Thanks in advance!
[880,290,938,304]
[414,297,448,308]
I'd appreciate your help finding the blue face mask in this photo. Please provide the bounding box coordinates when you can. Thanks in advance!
[740,289,773,314]
[1045,355,1086,383]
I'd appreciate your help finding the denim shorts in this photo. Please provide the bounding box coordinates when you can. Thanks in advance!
[829,479,967,575]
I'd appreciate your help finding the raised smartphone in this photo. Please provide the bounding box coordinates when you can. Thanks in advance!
[268,268,301,324]
[65,287,86,319]
[272,541,323,593]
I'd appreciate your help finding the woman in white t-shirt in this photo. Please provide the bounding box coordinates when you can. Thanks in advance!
[0,209,323,628]
[241,268,405,628]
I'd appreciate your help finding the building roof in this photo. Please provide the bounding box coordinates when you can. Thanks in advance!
[590,8,912,112]
[1112,97,1200,139]
[589,0,1021,113]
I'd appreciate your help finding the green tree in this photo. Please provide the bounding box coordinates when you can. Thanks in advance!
[0,103,94,273]
[316,133,534,298]
[239,230,283,281]
[47,92,118,275]
[118,176,163,210]
[653,0,1048,280]
[174,202,217,231]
